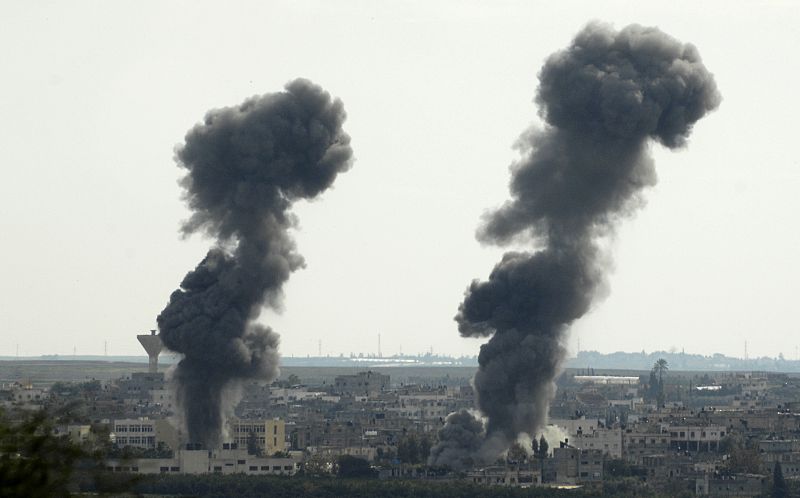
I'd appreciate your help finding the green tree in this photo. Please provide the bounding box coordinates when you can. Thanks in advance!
[507,442,528,463]
[246,430,262,457]
[652,359,669,405]
[336,455,376,478]
[536,435,549,483]
[537,435,549,458]
[727,442,761,474]
[418,435,432,463]
[397,435,420,464]
[0,409,84,498]
[773,461,789,498]
[647,370,659,401]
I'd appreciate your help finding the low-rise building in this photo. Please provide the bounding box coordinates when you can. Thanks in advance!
[333,371,390,396]
[466,465,541,487]
[695,473,767,497]
[106,447,297,476]
[553,444,603,485]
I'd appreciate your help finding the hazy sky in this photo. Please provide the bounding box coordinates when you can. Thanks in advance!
[2,1,799,360]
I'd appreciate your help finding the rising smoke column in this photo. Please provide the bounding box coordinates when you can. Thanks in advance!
[430,23,720,468]
[157,79,353,447]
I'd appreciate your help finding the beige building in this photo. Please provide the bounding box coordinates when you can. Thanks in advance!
[230,418,286,455]
[113,418,179,451]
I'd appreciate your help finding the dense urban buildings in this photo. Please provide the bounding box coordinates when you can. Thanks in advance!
[3,354,800,496]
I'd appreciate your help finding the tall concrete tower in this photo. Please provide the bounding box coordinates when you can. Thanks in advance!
[137,330,163,373]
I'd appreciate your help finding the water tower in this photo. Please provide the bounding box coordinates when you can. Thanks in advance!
[137,330,163,373]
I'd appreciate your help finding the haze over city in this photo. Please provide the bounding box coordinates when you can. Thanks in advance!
[2,0,799,362]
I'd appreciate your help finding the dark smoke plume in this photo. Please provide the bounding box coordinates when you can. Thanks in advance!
[431,23,719,468]
[157,79,353,447]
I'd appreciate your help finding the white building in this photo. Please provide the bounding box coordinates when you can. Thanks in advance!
[106,447,297,476]
[569,428,623,459]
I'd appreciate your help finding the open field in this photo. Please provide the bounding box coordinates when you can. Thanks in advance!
[5,359,798,389]
[0,360,149,386]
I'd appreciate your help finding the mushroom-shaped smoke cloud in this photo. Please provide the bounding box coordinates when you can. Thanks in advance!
[431,22,720,469]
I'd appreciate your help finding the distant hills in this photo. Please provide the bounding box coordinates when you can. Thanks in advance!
[1,350,799,372]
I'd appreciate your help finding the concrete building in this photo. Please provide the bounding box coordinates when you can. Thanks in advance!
[550,416,602,437]
[466,466,541,487]
[665,424,725,451]
[695,473,767,497]
[569,427,623,459]
[623,427,671,463]
[118,372,165,400]
[553,444,604,485]
[573,375,639,385]
[106,447,297,476]
[112,418,179,451]
[333,371,390,396]
[54,424,92,444]
[757,440,800,478]
[230,418,286,455]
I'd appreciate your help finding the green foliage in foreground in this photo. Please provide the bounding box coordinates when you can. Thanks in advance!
[124,473,701,498]
[131,474,584,498]
[0,410,84,498]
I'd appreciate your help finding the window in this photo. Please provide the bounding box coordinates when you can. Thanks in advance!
[249,466,258,471]
[170,467,179,472]
[237,460,246,464]
[284,465,293,470]
[214,466,222,472]
[273,466,280,471]
[261,466,269,471]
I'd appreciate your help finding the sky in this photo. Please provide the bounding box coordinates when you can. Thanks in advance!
[1,0,799,360]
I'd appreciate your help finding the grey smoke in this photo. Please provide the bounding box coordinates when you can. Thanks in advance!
[428,410,485,468]
[431,22,720,468]
[157,79,353,447]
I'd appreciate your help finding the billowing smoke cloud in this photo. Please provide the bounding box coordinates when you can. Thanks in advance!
[157,79,353,447]
[431,23,719,468]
